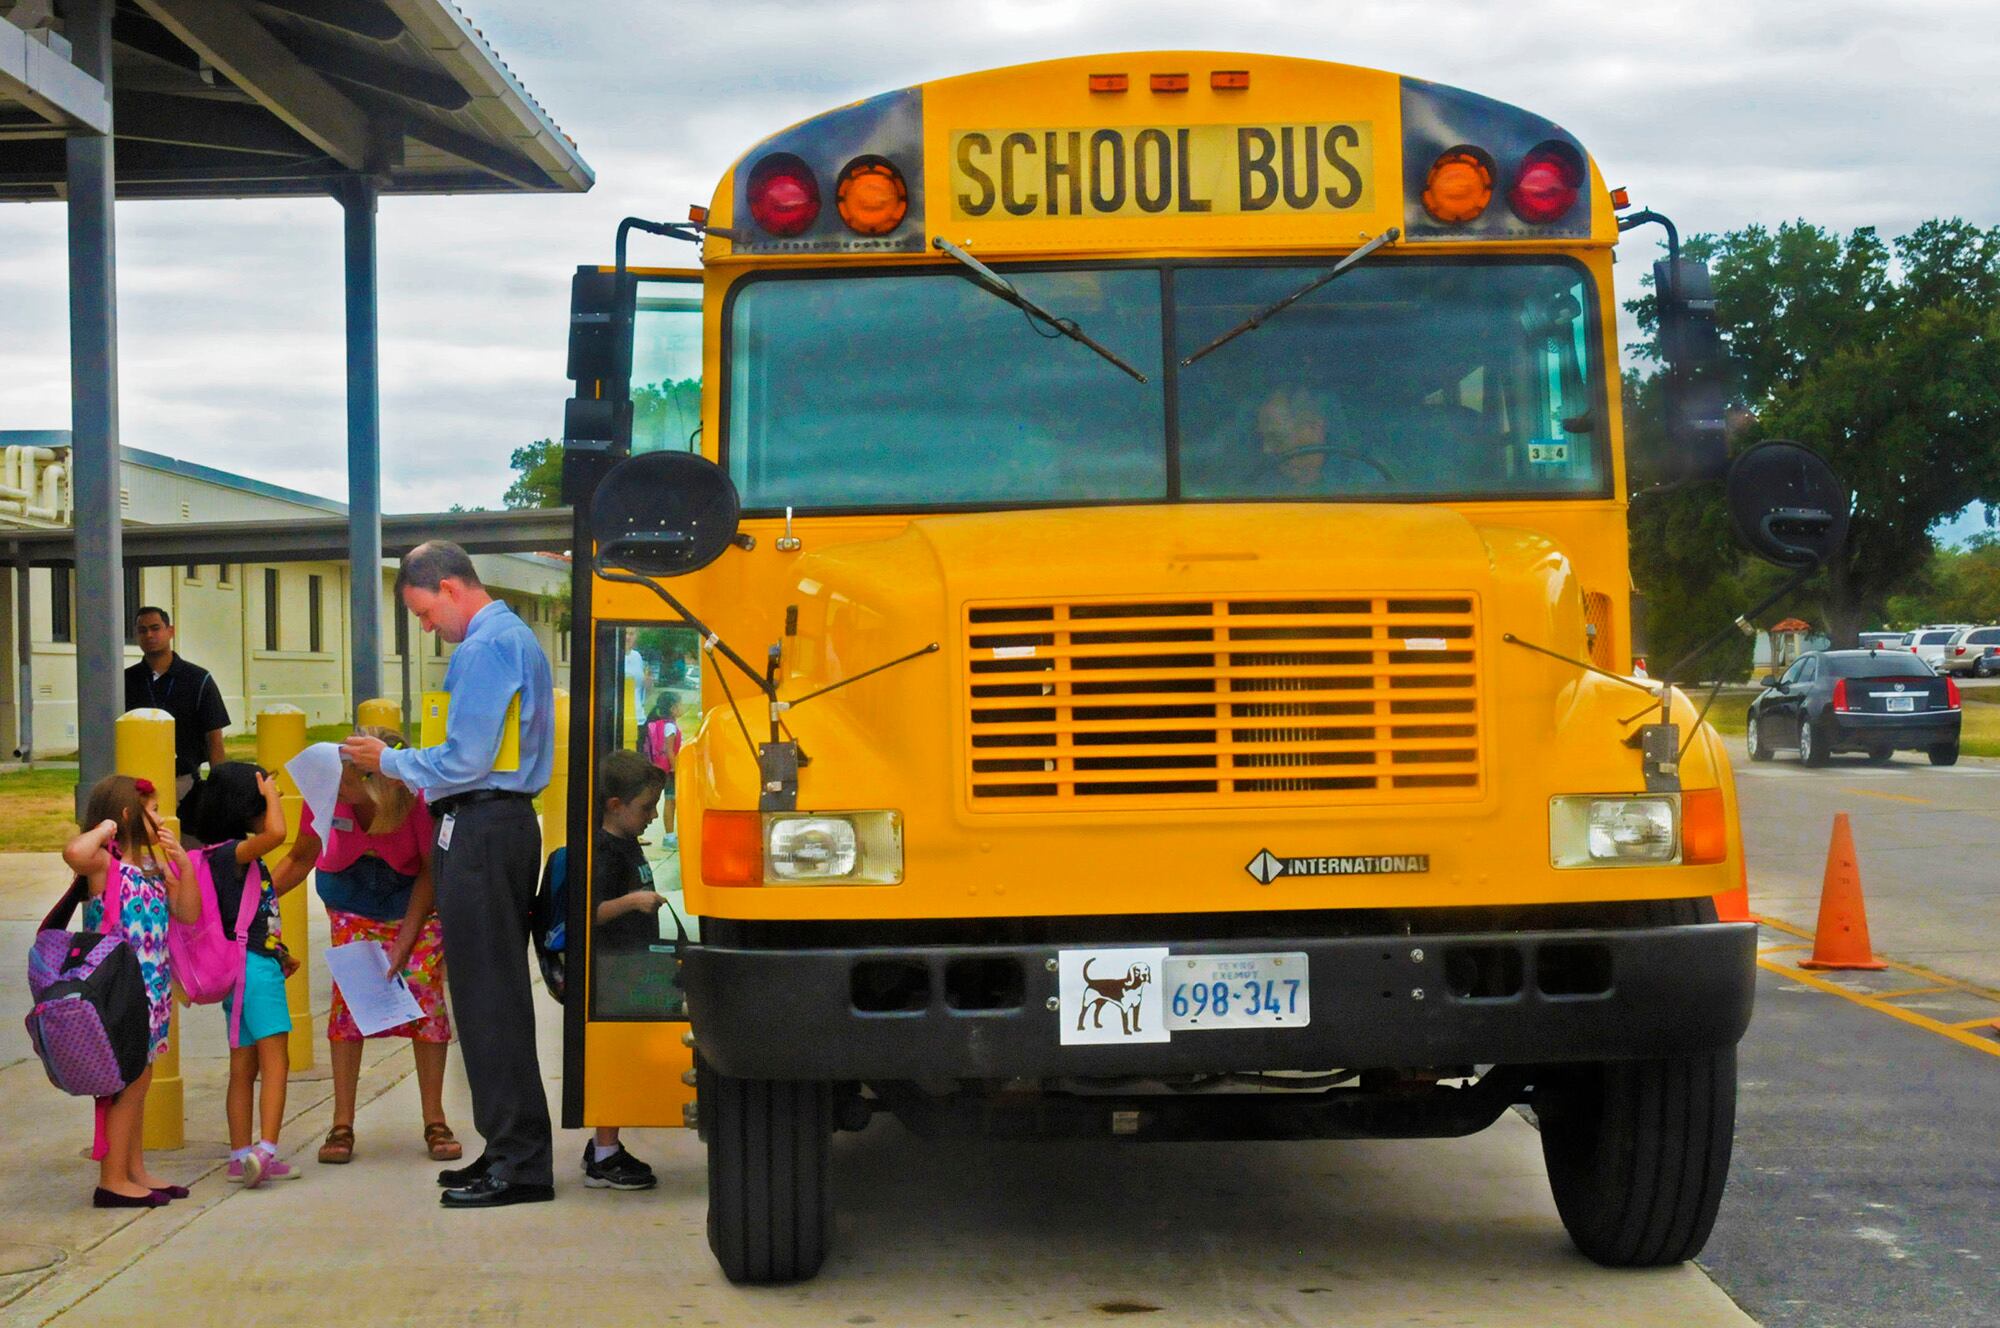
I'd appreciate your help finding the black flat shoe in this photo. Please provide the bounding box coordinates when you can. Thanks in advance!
[440,1175,554,1209]
[94,1187,170,1209]
[436,1154,492,1188]
[150,1184,190,1200]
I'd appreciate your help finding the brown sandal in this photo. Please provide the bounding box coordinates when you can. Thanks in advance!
[424,1122,463,1162]
[317,1125,355,1165]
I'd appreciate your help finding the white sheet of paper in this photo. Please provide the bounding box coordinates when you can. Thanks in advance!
[323,940,425,1036]
[286,742,344,838]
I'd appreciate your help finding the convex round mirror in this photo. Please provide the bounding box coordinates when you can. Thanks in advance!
[1725,439,1849,567]
[590,450,741,577]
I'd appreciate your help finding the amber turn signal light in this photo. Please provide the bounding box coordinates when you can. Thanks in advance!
[1681,788,1728,866]
[836,156,908,236]
[1422,148,1493,224]
[702,810,763,885]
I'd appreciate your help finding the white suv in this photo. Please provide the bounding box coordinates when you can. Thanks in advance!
[1902,625,1973,670]
[1940,625,2000,678]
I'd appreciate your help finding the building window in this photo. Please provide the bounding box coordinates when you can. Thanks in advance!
[123,567,142,643]
[51,567,72,644]
[185,563,201,584]
[217,564,233,586]
[264,568,280,651]
[394,601,409,658]
[434,629,444,657]
[308,575,323,653]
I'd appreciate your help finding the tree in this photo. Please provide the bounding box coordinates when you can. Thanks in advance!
[1628,218,2000,653]
[504,439,563,509]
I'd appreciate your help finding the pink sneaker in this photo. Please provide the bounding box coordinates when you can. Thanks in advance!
[228,1157,251,1185]
[257,1154,299,1182]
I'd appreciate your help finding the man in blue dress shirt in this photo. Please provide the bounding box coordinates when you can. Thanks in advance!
[343,540,557,1207]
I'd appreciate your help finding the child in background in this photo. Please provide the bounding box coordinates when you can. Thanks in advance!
[584,748,670,1191]
[63,775,202,1208]
[181,762,292,1188]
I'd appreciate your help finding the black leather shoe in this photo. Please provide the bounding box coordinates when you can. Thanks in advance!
[435,1155,492,1188]
[440,1175,555,1208]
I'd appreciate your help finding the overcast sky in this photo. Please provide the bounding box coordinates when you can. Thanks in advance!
[2,0,1994,527]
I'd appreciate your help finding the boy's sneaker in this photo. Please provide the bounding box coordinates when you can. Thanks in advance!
[582,1143,656,1191]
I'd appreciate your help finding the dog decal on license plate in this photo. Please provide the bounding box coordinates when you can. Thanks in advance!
[1058,948,1170,1045]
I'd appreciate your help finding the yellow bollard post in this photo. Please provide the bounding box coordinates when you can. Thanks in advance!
[116,709,183,1151]
[357,696,402,734]
[255,705,314,1071]
[542,688,570,856]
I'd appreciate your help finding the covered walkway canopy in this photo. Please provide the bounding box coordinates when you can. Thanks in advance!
[1,0,591,788]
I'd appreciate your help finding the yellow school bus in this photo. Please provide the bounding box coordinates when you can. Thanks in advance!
[562,51,1769,1285]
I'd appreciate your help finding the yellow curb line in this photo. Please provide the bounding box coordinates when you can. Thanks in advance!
[1756,914,2000,1002]
[1874,986,1948,1000]
[1758,959,2000,1059]
[1952,1017,2000,1031]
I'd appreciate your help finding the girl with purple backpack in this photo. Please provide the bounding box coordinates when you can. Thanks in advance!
[62,775,202,1209]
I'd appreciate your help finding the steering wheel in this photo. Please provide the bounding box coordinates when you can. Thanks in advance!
[1256,443,1402,486]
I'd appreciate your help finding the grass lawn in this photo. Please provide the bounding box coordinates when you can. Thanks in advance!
[0,768,93,853]
[0,722,361,853]
[1695,688,2000,758]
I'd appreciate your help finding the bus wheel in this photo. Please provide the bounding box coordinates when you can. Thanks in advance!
[699,1054,833,1284]
[1535,1048,1736,1266]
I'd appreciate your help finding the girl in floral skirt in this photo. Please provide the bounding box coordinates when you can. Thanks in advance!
[268,725,458,1164]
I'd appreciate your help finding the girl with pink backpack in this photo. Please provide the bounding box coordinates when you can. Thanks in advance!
[180,763,292,1188]
[62,775,202,1209]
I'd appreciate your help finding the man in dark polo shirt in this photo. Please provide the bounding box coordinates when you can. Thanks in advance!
[124,605,230,800]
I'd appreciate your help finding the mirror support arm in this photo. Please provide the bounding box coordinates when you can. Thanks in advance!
[595,564,773,699]
[1616,207,1679,264]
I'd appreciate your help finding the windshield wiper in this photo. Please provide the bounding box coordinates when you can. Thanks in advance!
[1180,227,1401,367]
[932,238,1148,383]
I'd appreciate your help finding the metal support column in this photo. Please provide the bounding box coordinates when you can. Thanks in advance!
[14,551,33,762]
[340,176,383,708]
[64,0,120,797]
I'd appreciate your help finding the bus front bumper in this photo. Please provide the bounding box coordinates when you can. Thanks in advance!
[681,921,1757,1081]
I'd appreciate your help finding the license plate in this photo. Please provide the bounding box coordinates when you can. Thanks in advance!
[1165,952,1310,1031]
[1887,695,1916,713]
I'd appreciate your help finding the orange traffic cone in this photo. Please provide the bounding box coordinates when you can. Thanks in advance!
[1714,855,1760,923]
[1800,812,1886,971]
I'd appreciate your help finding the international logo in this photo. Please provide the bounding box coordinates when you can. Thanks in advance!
[1246,851,1431,885]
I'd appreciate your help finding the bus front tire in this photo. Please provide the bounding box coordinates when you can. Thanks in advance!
[699,1055,833,1284]
[1535,1047,1737,1267]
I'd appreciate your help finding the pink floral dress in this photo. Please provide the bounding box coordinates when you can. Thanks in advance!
[81,850,173,1062]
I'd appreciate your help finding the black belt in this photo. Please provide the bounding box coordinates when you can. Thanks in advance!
[431,789,533,817]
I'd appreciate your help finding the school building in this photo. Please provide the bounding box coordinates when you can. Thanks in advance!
[0,436,570,759]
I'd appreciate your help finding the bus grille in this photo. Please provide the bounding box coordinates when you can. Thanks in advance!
[964,595,1482,808]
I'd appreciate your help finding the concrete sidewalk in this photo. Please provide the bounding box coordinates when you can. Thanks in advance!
[1,852,1759,1327]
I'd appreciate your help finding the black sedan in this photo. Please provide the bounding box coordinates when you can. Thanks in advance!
[1747,649,1962,767]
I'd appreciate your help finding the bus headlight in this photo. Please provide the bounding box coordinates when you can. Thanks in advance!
[764,812,903,884]
[1549,795,1680,868]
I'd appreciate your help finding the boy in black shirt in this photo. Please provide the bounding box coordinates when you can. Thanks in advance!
[584,749,670,1190]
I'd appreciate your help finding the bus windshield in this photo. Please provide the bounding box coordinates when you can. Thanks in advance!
[724,259,1605,511]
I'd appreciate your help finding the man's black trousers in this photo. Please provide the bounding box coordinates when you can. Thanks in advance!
[432,797,552,1186]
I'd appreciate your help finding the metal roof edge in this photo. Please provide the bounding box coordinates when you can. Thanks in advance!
[387,0,594,193]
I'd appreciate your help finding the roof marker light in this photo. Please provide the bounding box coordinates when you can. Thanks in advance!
[1422,148,1494,224]
[1088,73,1128,93]
[746,152,820,237]
[1509,140,1585,224]
[836,156,908,236]
[1150,72,1189,92]
[1211,70,1250,90]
